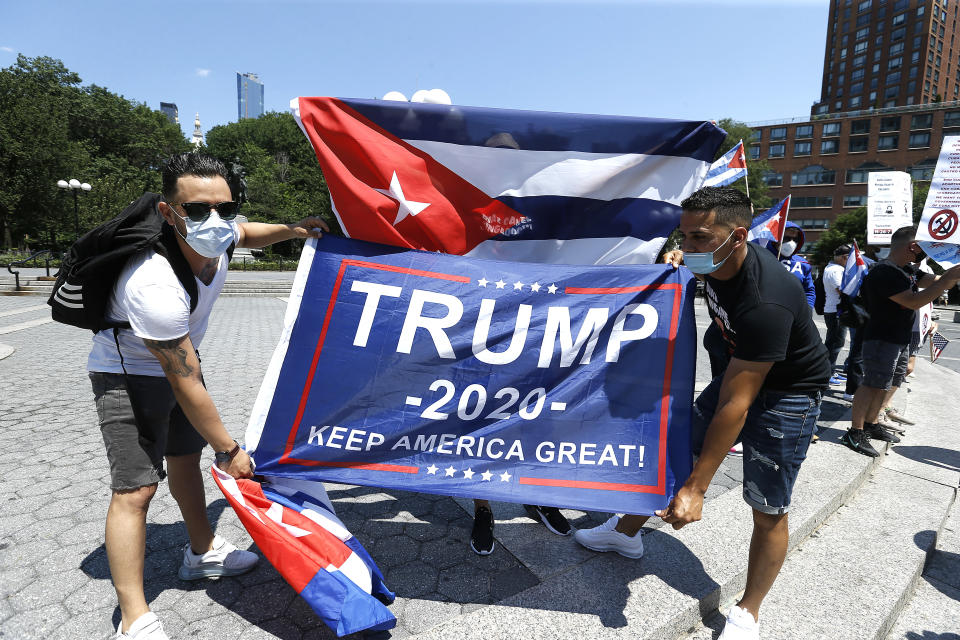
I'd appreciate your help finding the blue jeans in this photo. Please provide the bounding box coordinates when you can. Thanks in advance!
[692,377,821,515]
[844,328,864,396]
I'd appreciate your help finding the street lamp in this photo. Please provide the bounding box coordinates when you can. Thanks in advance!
[57,178,92,239]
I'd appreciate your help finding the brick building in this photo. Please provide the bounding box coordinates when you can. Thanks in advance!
[747,0,960,250]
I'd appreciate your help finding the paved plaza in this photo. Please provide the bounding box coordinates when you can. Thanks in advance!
[0,290,957,639]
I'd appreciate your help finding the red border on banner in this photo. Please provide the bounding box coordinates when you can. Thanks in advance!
[279,263,685,495]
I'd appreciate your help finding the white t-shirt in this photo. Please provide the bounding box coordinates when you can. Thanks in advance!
[87,229,239,376]
[823,262,844,313]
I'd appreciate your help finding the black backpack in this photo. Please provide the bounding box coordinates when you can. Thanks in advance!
[813,271,826,316]
[48,192,222,333]
[837,292,870,329]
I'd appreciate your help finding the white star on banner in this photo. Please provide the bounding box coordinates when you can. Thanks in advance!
[530,282,541,292]
[495,279,506,289]
[444,466,456,477]
[478,278,489,287]
[374,171,430,225]
[480,470,493,481]
[547,283,558,294]
[463,468,475,479]
[426,464,438,475]
[499,471,512,482]
[265,503,311,537]
[513,281,524,290]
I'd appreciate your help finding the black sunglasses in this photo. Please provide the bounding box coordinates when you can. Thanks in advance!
[168,201,241,222]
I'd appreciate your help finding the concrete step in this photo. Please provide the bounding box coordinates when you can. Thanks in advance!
[885,499,960,639]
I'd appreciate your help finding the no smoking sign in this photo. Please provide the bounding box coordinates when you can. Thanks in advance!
[929,209,959,240]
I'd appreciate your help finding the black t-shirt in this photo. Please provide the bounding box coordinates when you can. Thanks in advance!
[860,261,917,345]
[702,242,831,392]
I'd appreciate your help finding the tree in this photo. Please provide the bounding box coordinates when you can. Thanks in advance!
[204,112,334,255]
[0,55,190,251]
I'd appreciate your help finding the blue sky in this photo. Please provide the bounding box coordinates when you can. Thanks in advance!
[3,0,829,139]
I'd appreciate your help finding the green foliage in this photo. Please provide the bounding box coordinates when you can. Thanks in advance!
[0,55,190,250]
[811,207,867,265]
[204,112,334,255]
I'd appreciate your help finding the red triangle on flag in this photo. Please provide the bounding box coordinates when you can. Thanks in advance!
[728,143,747,169]
[297,98,525,254]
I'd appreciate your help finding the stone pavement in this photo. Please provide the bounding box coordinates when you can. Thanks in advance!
[0,294,951,639]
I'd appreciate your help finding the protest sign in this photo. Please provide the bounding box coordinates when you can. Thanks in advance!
[246,236,696,515]
[868,171,912,245]
[917,135,960,245]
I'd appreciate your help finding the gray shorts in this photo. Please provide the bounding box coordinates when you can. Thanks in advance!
[861,339,910,390]
[90,372,207,490]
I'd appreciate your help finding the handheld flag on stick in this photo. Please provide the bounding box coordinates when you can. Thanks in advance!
[841,240,869,297]
[211,466,396,637]
[931,331,950,362]
[702,140,748,188]
[747,195,791,248]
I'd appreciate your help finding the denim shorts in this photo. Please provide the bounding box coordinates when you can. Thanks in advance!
[692,376,821,515]
[861,339,909,390]
[90,372,207,490]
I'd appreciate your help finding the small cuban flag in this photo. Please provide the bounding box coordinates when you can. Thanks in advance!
[702,140,748,187]
[747,195,791,248]
[841,240,870,297]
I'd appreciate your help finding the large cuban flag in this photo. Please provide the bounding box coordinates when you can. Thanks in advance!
[291,97,725,265]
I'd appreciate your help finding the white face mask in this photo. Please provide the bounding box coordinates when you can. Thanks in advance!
[173,210,236,258]
[780,240,798,257]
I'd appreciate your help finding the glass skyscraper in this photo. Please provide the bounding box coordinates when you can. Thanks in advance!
[237,72,264,120]
[160,102,178,124]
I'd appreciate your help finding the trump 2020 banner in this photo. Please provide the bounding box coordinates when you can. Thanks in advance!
[246,236,696,515]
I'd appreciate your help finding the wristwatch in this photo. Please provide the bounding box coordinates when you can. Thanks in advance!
[215,440,241,467]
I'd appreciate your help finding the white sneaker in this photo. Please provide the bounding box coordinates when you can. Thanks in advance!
[718,605,760,640]
[113,612,168,640]
[573,516,644,558]
[729,442,743,455]
[178,535,259,580]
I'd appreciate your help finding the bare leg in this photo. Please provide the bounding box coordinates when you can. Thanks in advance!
[737,509,790,622]
[866,387,892,424]
[851,385,884,429]
[166,453,214,554]
[105,484,157,632]
[615,514,651,536]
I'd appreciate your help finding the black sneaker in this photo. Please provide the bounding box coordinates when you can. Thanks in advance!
[841,429,880,457]
[864,422,901,443]
[470,506,495,555]
[524,505,573,536]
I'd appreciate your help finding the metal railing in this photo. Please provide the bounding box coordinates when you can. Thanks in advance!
[747,99,960,128]
[6,250,59,291]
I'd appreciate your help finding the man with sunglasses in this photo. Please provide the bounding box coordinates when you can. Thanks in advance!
[87,152,329,640]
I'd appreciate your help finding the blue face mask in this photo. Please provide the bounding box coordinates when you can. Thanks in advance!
[684,230,736,275]
[174,210,236,258]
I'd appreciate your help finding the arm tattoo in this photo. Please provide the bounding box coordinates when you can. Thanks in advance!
[197,259,218,286]
[143,337,194,377]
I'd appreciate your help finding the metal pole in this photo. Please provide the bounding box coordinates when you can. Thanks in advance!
[73,190,79,238]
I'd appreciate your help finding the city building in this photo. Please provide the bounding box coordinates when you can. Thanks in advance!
[813,0,960,114]
[160,102,179,125]
[237,72,264,120]
[191,113,204,148]
[748,0,960,250]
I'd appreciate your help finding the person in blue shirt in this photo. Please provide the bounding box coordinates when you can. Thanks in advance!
[771,222,816,308]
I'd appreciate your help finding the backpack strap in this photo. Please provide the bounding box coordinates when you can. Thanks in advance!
[157,224,199,314]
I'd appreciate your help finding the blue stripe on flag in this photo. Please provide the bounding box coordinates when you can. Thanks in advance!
[339,98,726,160]
[494,196,682,241]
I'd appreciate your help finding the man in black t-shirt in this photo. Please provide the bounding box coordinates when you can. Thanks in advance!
[843,226,960,457]
[574,187,830,639]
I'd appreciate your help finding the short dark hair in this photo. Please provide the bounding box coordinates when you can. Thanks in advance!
[890,225,917,248]
[834,244,852,256]
[680,187,753,230]
[161,153,228,201]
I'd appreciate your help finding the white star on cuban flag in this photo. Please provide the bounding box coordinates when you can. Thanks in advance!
[374,171,430,225]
